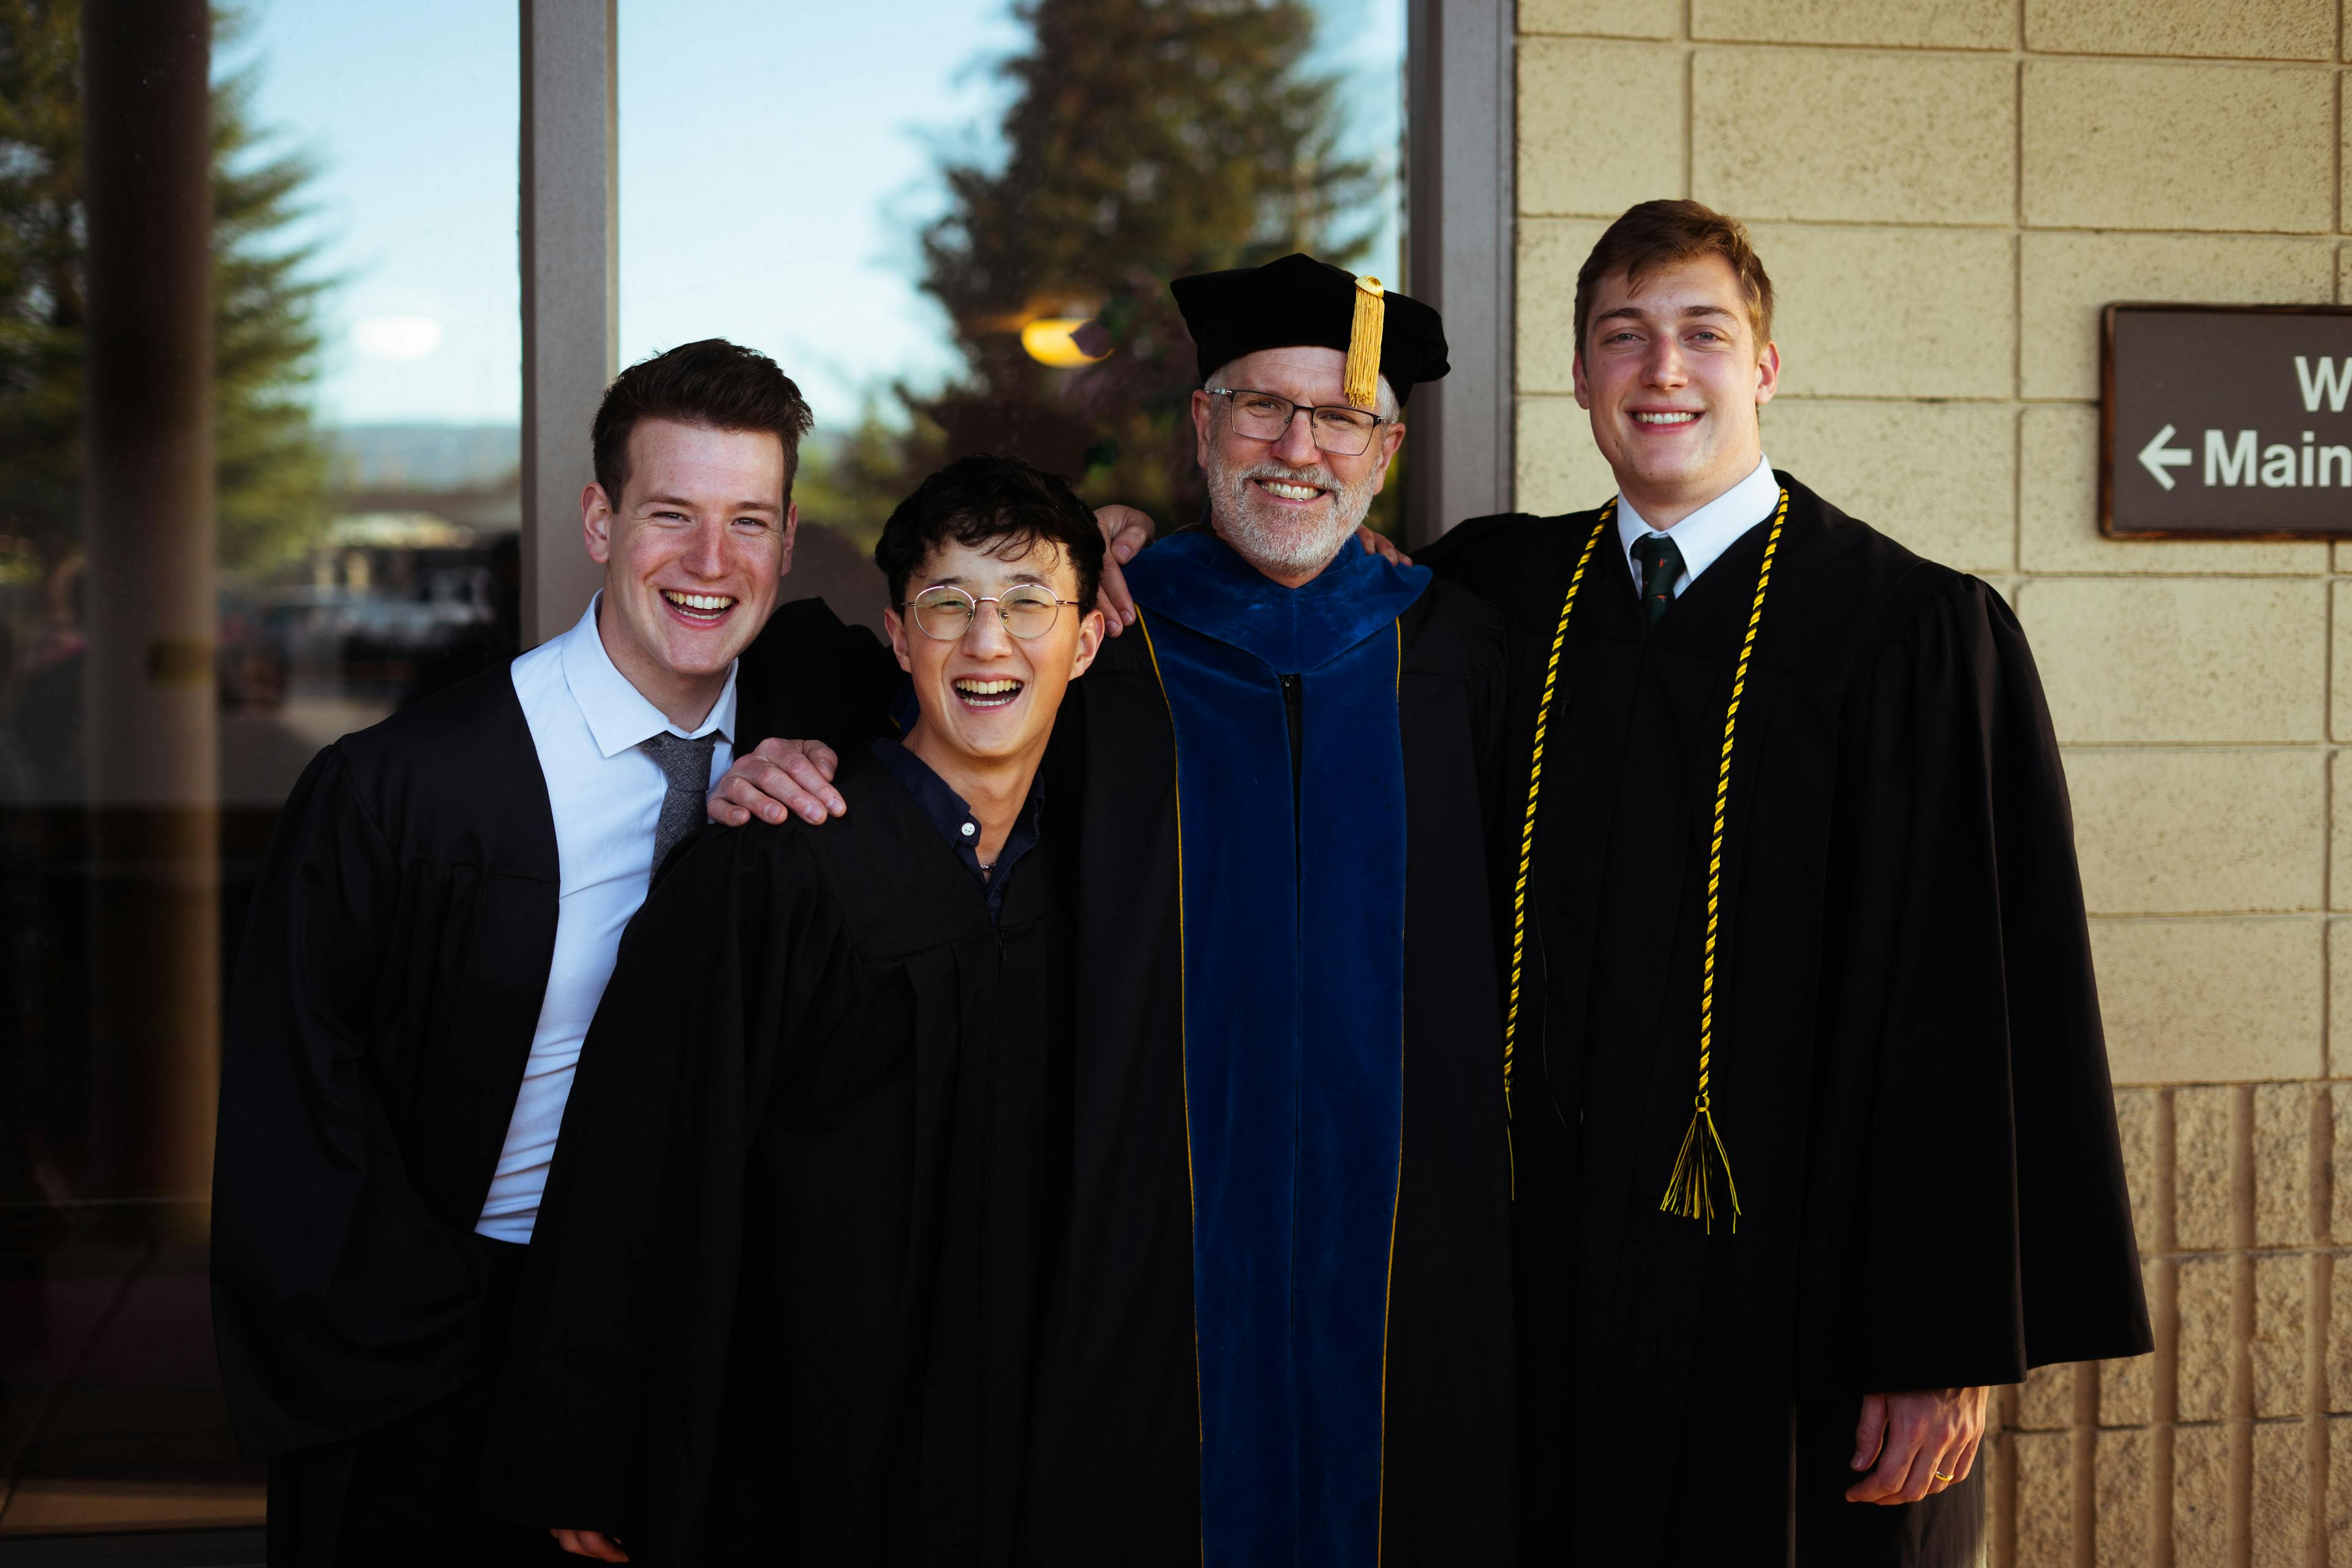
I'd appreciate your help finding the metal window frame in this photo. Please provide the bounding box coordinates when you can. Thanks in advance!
[519,0,619,647]
[1406,0,1516,545]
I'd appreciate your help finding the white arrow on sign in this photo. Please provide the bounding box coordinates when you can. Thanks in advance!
[2138,424,2193,491]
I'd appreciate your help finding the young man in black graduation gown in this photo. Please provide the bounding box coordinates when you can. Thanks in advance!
[720,256,1518,1566]
[1417,200,2152,1566]
[480,456,1106,1565]
[213,342,944,1566]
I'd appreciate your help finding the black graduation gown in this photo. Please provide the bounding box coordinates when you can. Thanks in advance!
[1018,575,1520,1565]
[209,600,897,1469]
[1419,475,2152,1567]
[477,750,1071,1565]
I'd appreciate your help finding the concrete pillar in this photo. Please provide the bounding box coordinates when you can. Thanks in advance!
[78,0,218,1208]
[519,0,619,646]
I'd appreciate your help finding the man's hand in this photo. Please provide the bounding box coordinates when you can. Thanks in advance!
[552,1529,628,1562]
[1356,524,1411,568]
[1846,1387,1988,1505]
[1093,505,1151,633]
[709,737,844,826]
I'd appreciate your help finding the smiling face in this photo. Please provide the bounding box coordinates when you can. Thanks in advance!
[583,418,796,728]
[1190,345,1406,587]
[1573,254,1781,529]
[886,535,1103,782]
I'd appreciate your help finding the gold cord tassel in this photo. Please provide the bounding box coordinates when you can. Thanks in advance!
[1660,1096,1741,1232]
[1344,275,1385,411]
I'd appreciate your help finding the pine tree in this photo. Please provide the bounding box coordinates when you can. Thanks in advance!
[909,0,1378,529]
[0,0,330,581]
[0,0,86,578]
[209,12,332,573]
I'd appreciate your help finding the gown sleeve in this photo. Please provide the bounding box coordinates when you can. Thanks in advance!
[1794,575,2153,1398]
[210,745,489,1456]
[1460,591,1509,845]
[734,595,907,750]
[478,820,861,1551]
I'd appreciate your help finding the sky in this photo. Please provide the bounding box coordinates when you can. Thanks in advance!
[234,0,1406,435]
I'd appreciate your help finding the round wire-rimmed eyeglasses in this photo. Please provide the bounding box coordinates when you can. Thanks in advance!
[900,584,1082,641]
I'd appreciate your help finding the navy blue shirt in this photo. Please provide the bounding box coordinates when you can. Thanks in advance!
[870,737,1042,925]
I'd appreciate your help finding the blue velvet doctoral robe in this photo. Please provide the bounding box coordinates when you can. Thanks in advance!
[1126,532,1421,1564]
[1015,532,1517,1567]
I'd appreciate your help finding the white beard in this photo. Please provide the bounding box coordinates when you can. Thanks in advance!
[1205,452,1384,580]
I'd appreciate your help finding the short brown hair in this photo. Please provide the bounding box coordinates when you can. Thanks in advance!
[590,338,815,504]
[1574,200,1774,356]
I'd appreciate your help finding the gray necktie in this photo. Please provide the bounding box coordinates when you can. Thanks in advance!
[643,732,720,874]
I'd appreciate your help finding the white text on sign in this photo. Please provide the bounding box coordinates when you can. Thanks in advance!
[2135,356,2352,492]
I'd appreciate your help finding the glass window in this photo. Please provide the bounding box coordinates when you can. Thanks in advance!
[1,0,1406,1542]
[617,0,1411,639]
[0,0,518,1539]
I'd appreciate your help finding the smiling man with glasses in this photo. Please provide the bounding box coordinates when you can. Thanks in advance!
[483,454,1104,1565]
[998,256,1518,1565]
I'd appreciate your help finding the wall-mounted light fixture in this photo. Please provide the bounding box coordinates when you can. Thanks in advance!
[1020,316,1113,367]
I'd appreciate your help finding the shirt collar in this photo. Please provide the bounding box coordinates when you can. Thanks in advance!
[1615,453,1780,592]
[557,591,740,759]
[870,737,1044,923]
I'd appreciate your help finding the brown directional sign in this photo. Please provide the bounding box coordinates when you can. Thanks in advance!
[2102,303,2352,538]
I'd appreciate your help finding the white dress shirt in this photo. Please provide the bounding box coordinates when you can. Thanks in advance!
[1616,453,1782,599]
[474,594,738,1243]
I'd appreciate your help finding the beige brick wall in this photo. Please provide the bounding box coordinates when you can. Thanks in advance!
[1513,2,2352,1561]
[2000,1084,2352,1567]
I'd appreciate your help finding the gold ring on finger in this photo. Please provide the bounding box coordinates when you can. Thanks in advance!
[1932,1469,1956,1483]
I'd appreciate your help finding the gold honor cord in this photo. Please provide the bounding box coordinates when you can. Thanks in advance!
[1659,488,1790,1234]
[1502,503,1613,1198]
[1496,490,1793,1231]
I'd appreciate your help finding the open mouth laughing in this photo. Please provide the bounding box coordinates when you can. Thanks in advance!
[953,676,1024,711]
[661,589,736,625]
[1632,410,1702,429]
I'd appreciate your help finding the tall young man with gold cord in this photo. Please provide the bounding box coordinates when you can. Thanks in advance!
[1417,200,2151,1566]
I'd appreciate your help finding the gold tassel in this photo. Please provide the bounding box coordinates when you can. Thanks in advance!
[1344,275,1385,411]
[1659,1097,1741,1233]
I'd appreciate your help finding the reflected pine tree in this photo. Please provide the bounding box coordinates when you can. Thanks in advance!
[793,395,944,551]
[806,0,1379,541]
[0,0,330,586]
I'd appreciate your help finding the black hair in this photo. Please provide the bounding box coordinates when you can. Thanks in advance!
[873,453,1106,614]
[591,338,815,503]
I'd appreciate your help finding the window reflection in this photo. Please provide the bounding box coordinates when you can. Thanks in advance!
[618,0,1409,625]
[1,0,1404,1542]
[0,0,516,1540]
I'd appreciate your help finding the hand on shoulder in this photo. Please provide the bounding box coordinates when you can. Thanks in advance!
[709,737,845,827]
